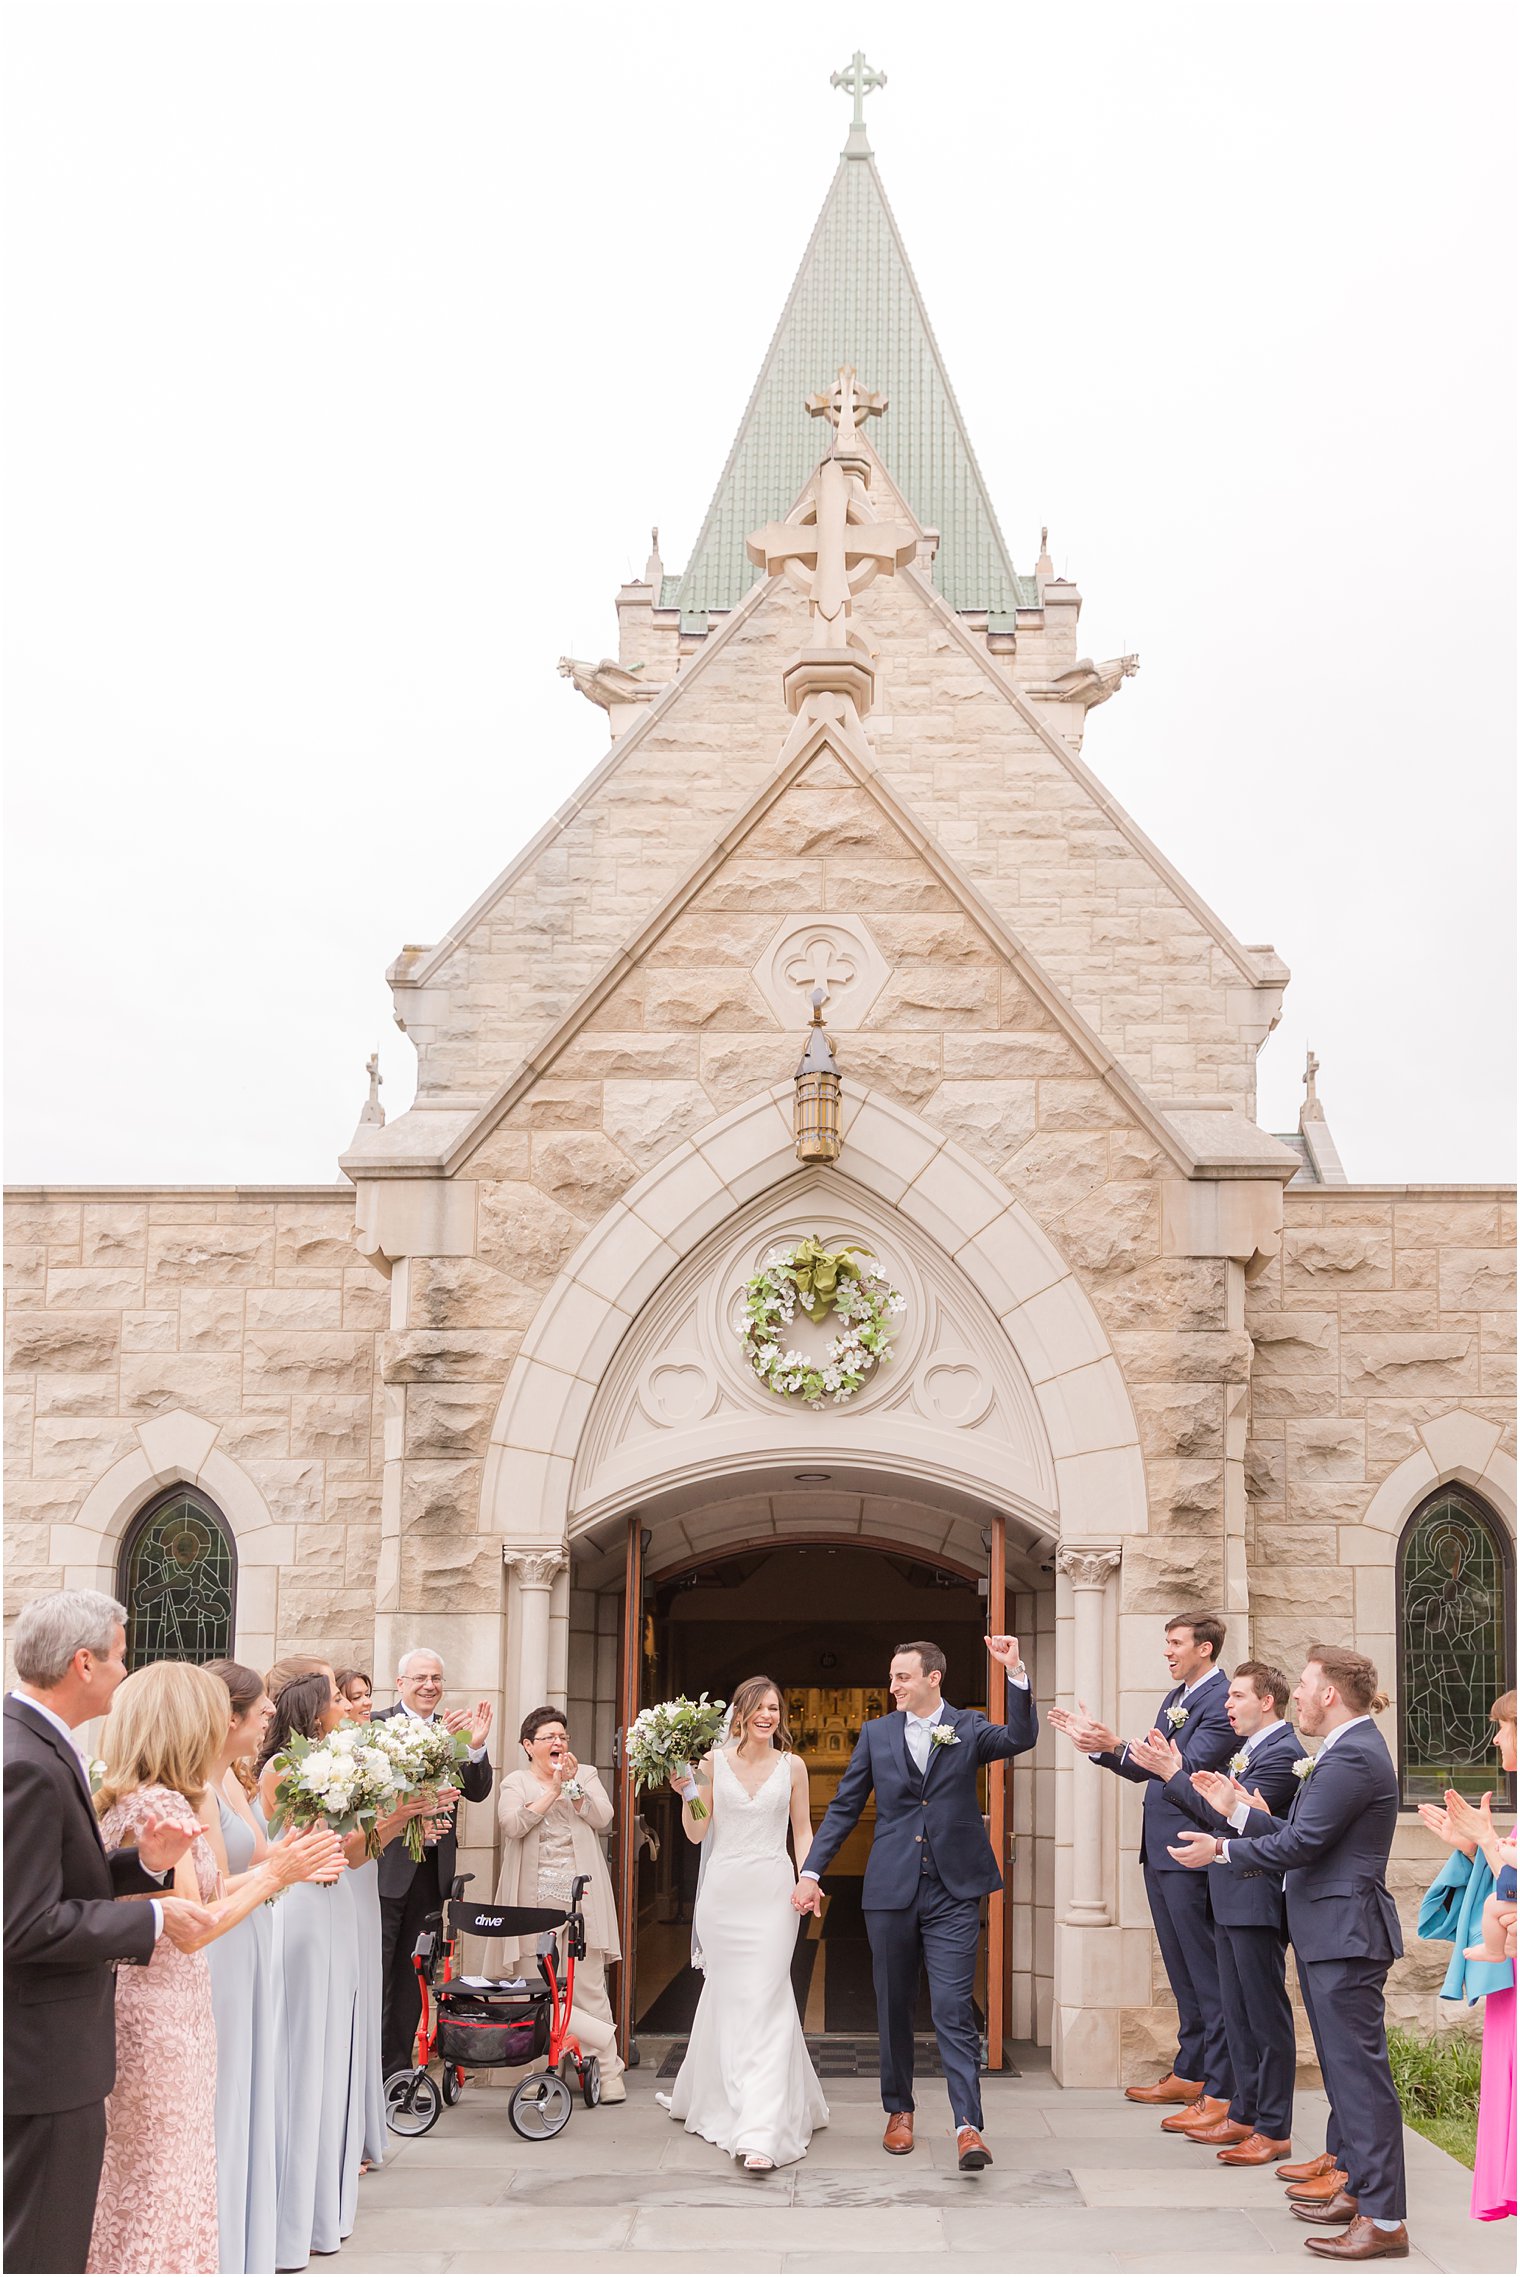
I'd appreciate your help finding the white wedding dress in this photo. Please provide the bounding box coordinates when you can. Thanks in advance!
[666,1750,829,2166]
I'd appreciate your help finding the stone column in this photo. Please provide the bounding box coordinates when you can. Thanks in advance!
[1056,1544,1122,1927]
[503,1549,566,1738]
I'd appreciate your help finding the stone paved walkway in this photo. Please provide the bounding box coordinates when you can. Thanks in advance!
[329,2050,1512,2274]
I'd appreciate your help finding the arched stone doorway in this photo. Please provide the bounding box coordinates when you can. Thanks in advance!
[479,1085,1146,2083]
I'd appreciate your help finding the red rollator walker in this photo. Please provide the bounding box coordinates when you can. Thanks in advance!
[383,1870,601,2140]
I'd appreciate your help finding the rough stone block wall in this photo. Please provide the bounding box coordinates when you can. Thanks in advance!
[1245,1185,1517,2026]
[4,1188,386,1670]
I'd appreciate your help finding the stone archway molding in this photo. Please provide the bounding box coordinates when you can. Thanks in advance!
[62,1409,291,1672]
[483,1083,1146,1553]
[1361,1409,1518,1538]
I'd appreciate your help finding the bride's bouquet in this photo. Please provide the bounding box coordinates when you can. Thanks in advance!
[370,1715,471,1859]
[266,1724,404,1857]
[626,1693,728,1820]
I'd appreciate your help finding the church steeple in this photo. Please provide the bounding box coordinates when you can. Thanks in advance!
[673,64,1030,624]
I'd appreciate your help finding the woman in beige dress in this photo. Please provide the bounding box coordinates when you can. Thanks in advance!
[495,1706,625,2100]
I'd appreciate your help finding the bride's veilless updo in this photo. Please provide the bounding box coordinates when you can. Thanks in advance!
[728,1675,793,1752]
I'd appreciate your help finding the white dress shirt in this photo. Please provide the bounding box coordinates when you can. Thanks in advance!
[9,1689,164,1936]
[904,1702,946,1778]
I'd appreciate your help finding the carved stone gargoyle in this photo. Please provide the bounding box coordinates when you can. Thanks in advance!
[556,655,659,737]
[1040,654,1140,710]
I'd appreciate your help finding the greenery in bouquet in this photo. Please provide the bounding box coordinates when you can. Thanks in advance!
[626,1693,728,1820]
[371,1715,471,1859]
[267,1725,403,1857]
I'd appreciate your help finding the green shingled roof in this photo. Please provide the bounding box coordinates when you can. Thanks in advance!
[674,146,1034,621]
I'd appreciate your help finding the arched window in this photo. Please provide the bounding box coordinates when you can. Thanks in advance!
[1398,1485,1515,1809]
[118,1487,237,1673]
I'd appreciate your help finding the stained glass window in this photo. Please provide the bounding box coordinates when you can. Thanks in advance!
[119,1489,237,1672]
[1398,1487,1514,1808]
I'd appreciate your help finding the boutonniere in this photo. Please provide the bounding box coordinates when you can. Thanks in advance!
[1165,1704,1189,1730]
[88,1759,107,1793]
[1229,1750,1248,1777]
[928,1725,961,1750]
[1292,1755,1316,1781]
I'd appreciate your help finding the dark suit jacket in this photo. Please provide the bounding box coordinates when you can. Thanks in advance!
[370,1704,494,1900]
[801,1680,1039,1907]
[1093,1666,1236,1871]
[1226,1718,1403,1964]
[1164,1718,1301,1927]
[3,1694,160,2114]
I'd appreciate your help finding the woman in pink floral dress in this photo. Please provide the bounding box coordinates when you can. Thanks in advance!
[87,1663,340,2276]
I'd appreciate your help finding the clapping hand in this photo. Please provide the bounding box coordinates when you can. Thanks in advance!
[1416,1800,1476,1854]
[550,1747,580,1786]
[1166,1832,1216,1871]
[443,1702,493,1750]
[269,1826,346,1887]
[1048,1700,1121,1754]
[136,1814,200,1875]
[984,1635,1025,1677]
[1128,1729,1184,1780]
[1444,1788,1497,1851]
[1191,1768,1244,1816]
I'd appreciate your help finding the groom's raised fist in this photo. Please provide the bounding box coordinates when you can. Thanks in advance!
[984,1634,1024,1677]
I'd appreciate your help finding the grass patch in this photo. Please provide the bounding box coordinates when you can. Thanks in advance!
[1387,2025,1481,2170]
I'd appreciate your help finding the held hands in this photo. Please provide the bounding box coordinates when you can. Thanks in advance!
[443,1701,493,1750]
[158,1897,218,1950]
[792,1877,823,1917]
[1047,1700,1121,1755]
[1167,1832,1217,1871]
[984,1635,1025,1678]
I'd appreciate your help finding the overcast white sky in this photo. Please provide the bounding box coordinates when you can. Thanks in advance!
[4,1,1514,1187]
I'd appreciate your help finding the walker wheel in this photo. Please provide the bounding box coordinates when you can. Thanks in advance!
[383,2068,442,2136]
[580,2054,601,2108]
[508,2069,573,2140]
[440,2063,465,2106]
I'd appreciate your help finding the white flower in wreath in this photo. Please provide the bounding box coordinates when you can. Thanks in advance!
[739,1242,903,1410]
[1164,1704,1189,1730]
[1292,1754,1316,1781]
[928,1725,961,1751]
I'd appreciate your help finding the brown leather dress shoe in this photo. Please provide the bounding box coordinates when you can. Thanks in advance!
[1181,2116,1253,2144]
[1125,2072,1204,2106]
[956,2126,993,2172]
[1304,2216,1410,2260]
[1293,2192,1361,2226]
[1161,2094,1229,2134]
[882,2112,914,2155]
[1279,2152,1340,2183]
[1287,2170,1351,2203]
[1218,2133,1293,2166]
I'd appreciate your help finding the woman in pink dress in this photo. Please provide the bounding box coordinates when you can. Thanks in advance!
[87,1662,341,2275]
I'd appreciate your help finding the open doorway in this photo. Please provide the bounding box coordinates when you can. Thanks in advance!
[629,1541,989,2041]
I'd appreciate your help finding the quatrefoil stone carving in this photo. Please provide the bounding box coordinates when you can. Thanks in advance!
[753,915,889,1031]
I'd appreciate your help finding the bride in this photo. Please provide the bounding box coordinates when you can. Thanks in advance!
[658,1674,829,2172]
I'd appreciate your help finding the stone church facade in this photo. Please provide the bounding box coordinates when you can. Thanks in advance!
[6,82,1514,2084]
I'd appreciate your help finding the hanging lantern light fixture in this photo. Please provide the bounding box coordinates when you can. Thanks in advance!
[793,987,842,1162]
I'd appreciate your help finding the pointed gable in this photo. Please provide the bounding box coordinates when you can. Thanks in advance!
[675,148,1031,620]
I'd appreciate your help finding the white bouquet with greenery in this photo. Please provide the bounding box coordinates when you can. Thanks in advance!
[626,1693,728,1820]
[267,1724,404,1857]
[370,1715,471,1858]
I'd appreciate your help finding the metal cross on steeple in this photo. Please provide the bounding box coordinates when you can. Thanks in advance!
[831,51,886,155]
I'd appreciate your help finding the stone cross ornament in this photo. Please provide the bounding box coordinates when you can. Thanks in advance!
[745,365,916,652]
[831,50,886,154]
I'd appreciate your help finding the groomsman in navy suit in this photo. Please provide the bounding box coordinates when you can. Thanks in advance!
[1169,1646,1409,2265]
[1050,1612,1237,2127]
[1130,1660,1301,2163]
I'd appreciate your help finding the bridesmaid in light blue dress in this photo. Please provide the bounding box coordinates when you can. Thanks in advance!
[259,1668,366,2272]
[210,1786,279,2272]
[335,1670,389,2172]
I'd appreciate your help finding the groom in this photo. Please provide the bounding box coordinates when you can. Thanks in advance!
[792,1636,1037,2170]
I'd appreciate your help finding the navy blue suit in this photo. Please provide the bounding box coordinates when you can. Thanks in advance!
[1093,1665,1236,2094]
[1225,1717,1405,2219]
[1165,1718,1300,2138]
[802,1680,1038,2128]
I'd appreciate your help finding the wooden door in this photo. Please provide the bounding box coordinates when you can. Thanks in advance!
[612,1514,645,2063]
